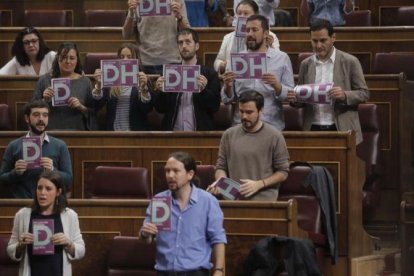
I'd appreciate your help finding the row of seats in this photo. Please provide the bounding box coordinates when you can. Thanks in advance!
[1,7,414,27]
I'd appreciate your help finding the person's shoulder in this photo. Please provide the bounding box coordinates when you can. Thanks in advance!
[16,207,31,217]
[223,32,235,40]
[48,135,67,145]
[38,72,51,81]
[154,190,171,197]
[263,122,284,135]
[336,49,358,62]
[195,186,219,202]
[62,207,79,217]
[8,136,24,147]
[223,124,242,135]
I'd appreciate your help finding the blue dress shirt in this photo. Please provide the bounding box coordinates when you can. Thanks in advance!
[144,184,227,272]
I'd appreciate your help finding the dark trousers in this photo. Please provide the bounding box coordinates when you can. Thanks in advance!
[156,269,209,276]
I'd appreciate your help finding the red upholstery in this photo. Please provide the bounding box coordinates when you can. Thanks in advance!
[0,104,12,130]
[0,234,19,276]
[397,6,414,26]
[344,10,372,26]
[24,9,72,27]
[213,103,233,130]
[372,52,414,80]
[196,164,216,190]
[85,10,127,27]
[89,166,150,199]
[283,104,304,131]
[83,52,117,74]
[357,104,381,211]
[107,236,156,276]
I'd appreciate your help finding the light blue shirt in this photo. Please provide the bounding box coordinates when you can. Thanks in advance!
[308,0,352,26]
[222,47,294,130]
[144,184,227,272]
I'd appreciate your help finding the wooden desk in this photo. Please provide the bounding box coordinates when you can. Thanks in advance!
[0,199,307,276]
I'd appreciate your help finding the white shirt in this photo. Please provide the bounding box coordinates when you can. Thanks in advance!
[0,51,56,75]
[312,47,336,125]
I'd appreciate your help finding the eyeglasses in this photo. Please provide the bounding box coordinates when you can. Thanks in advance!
[22,39,39,46]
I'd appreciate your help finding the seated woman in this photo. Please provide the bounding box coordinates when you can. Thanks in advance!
[0,27,56,75]
[32,42,103,130]
[7,170,85,276]
[213,0,280,74]
[92,43,153,131]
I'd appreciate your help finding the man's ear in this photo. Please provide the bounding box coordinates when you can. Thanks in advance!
[332,33,336,43]
[24,115,29,124]
[195,42,200,52]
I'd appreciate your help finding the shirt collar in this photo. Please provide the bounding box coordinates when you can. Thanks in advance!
[25,132,49,143]
[168,183,199,206]
[314,47,336,65]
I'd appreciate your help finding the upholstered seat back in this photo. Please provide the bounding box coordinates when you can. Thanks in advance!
[85,10,127,27]
[373,53,414,80]
[89,166,150,199]
[344,10,372,26]
[278,166,322,235]
[0,234,19,276]
[397,6,414,26]
[83,52,118,74]
[24,9,72,27]
[213,103,233,130]
[196,165,216,190]
[283,104,304,131]
[107,236,156,276]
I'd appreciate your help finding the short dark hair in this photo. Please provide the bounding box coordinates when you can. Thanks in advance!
[168,151,200,186]
[32,170,68,214]
[310,19,335,36]
[51,42,83,78]
[12,27,51,67]
[246,14,270,31]
[238,90,264,111]
[177,28,199,44]
[236,0,259,14]
[23,100,50,117]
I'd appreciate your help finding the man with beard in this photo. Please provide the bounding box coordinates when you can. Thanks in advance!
[207,90,289,200]
[140,151,227,275]
[0,100,72,198]
[154,28,221,131]
[221,14,294,131]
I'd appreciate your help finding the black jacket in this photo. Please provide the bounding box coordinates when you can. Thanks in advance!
[243,236,322,276]
[154,65,220,130]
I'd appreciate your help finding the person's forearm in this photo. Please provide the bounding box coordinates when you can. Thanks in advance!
[262,171,288,188]
[212,243,225,275]
[122,13,136,39]
[215,169,227,180]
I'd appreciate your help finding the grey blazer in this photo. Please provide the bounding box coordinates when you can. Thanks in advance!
[298,49,369,144]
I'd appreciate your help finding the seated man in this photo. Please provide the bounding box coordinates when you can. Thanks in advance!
[140,151,227,275]
[208,90,290,201]
[287,19,369,144]
[0,100,73,198]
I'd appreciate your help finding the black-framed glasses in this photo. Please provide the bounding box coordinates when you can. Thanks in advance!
[22,38,39,46]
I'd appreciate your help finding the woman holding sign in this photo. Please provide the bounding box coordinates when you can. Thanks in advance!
[7,170,85,276]
[93,43,153,131]
[32,42,103,130]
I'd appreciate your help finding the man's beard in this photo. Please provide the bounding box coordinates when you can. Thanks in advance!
[29,123,45,135]
[246,38,264,51]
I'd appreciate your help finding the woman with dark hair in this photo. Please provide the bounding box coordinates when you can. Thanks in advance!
[32,42,102,130]
[0,27,56,75]
[92,43,153,131]
[7,170,85,276]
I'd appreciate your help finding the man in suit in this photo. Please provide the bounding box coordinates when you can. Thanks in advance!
[287,19,369,144]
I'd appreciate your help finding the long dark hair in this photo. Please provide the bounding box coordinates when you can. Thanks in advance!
[168,151,200,186]
[31,170,68,214]
[51,42,83,78]
[12,27,51,66]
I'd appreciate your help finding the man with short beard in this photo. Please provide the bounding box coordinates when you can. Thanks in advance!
[0,100,72,198]
[208,90,289,201]
[221,14,294,131]
[154,28,221,131]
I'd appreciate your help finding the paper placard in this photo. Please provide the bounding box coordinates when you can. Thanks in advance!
[231,52,267,79]
[213,177,243,200]
[163,64,200,93]
[235,17,247,37]
[22,136,42,169]
[51,78,71,107]
[293,83,334,104]
[101,59,139,87]
[33,219,54,255]
[139,0,171,16]
[151,196,172,231]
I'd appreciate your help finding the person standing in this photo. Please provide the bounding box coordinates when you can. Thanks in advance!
[140,151,227,275]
